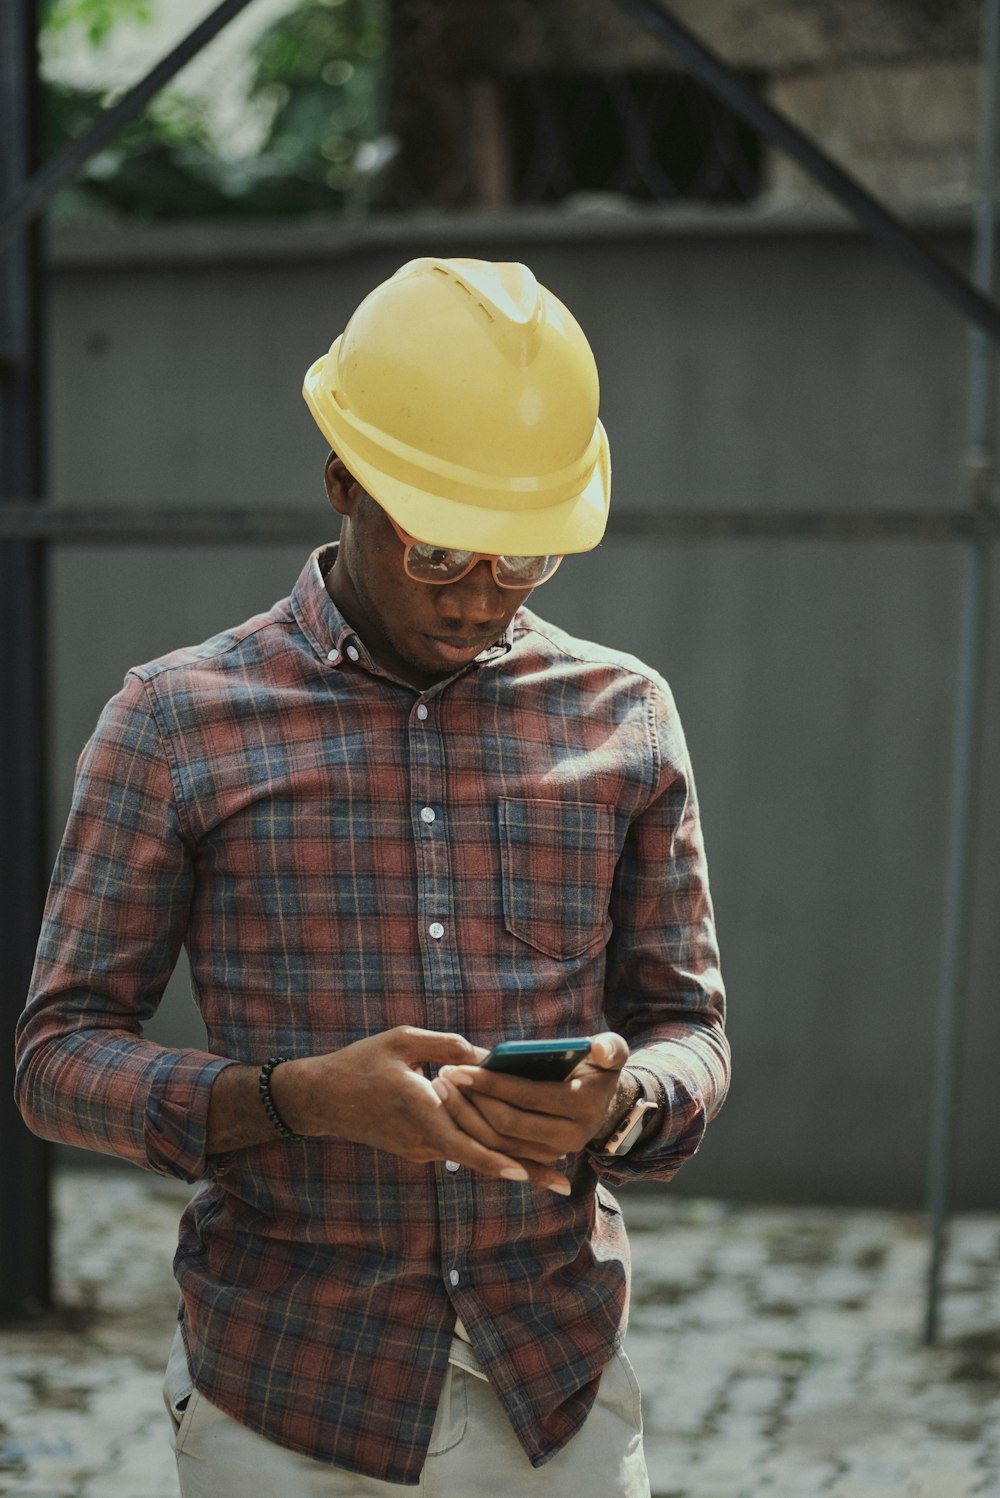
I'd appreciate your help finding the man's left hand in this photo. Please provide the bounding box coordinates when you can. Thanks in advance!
[433,1031,633,1172]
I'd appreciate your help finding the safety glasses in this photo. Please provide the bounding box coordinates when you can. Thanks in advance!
[384,512,563,589]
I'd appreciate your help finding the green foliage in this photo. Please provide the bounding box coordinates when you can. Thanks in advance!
[43,80,233,221]
[41,0,152,49]
[41,0,389,221]
[244,0,387,210]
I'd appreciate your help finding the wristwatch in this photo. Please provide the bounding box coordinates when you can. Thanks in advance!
[591,1083,658,1157]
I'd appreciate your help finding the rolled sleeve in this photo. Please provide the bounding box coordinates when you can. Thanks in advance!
[14,672,232,1182]
[593,678,730,1187]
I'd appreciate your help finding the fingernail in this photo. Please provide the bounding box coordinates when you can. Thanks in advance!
[548,1181,572,1196]
[500,1166,529,1182]
[440,1066,472,1086]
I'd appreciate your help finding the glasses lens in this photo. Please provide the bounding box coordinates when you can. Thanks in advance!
[495,554,559,586]
[406,542,476,581]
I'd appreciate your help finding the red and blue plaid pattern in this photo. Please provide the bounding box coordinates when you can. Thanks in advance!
[16,546,728,1482]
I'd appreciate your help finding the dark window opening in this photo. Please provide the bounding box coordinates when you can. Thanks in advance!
[501,69,764,206]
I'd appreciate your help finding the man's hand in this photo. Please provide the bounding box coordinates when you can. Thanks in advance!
[432,1031,632,1183]
[210,1026,575,1193]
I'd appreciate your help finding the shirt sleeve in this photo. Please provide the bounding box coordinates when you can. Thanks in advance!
[591,675,730,1188]
[14,671,234,1183]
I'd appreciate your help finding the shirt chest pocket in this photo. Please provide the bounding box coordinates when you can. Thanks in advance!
[497,797,619,961]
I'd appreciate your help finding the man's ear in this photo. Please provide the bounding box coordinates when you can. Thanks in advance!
[324,453,359,518]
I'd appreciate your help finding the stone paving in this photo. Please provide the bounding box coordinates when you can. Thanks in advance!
[1,1168,998,1497]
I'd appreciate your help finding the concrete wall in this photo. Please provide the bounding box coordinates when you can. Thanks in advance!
[43,208,1000,1207]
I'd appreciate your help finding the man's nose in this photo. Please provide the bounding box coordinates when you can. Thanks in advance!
[433,560,507,626]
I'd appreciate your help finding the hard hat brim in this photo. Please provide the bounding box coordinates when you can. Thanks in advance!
[336,424,610,557]
[305,365,610,556]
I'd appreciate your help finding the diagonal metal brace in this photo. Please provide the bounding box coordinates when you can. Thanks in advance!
[0,0,260,249]
[612,0,1000,346]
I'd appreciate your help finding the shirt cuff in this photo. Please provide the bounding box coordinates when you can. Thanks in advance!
[143,1051,238,1182]
[587,1056,711,1187]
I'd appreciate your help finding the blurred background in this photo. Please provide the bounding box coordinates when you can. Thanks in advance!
[3,0,999,1273]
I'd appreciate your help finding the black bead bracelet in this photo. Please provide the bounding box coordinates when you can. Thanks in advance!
[259,1056,305,1141]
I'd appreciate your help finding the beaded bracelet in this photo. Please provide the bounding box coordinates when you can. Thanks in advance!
[258,1056,305,1141]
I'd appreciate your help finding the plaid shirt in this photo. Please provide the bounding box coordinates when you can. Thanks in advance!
[16,545,728,1484]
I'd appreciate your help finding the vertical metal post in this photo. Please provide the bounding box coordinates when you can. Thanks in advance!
[0,0,52,1321]
[923,0,999,1346]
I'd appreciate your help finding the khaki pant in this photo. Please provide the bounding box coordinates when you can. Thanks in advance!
[163,1326,650,1497]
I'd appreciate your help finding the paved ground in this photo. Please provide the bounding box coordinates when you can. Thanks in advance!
[1,1168,998,1497]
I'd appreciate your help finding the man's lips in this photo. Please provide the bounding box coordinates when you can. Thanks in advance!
[422,634,493,659]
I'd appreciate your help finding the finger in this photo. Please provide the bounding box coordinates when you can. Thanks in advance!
[435,1078,570,1162]
[423,1085,530,1177]
[586,1031,630,1071]
[433,1079,572,1191]
[439,1064,566,1111]
[391,1026,480,1066]
[461,1088,577,1157]
[440,1064,591,1120]
[443,1130,570,1193]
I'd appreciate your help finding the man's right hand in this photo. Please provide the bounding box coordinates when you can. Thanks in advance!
[207,1027,572,1193]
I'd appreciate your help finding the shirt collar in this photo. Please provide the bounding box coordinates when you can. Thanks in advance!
[290,544,358,667]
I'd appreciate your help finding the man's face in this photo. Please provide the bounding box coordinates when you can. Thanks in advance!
[324,458,535,690]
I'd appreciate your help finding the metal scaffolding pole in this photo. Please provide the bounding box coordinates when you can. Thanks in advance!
[923,0,1000,1346]
[0,0,260,1327]
[0,0,260,249]
[0,502,996,546]
[0,0,51,1322]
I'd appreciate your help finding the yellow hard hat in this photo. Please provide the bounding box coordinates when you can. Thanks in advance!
[303,256,610,556]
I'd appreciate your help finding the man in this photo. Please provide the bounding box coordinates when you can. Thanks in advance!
[16,257,728,1496]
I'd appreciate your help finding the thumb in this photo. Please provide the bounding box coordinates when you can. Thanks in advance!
[588,1031,629,1071]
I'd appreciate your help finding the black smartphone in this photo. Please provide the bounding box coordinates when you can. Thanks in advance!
[480,1038,591,1082]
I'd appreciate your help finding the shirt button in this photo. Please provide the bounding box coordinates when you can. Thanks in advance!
[420,807,436,824]
[326,649,339,663]
[445,1159,460,1173]
[346,645,360,662]
[429,922,445,940]
[416,704,429,721]
[449,1269,461,1287]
